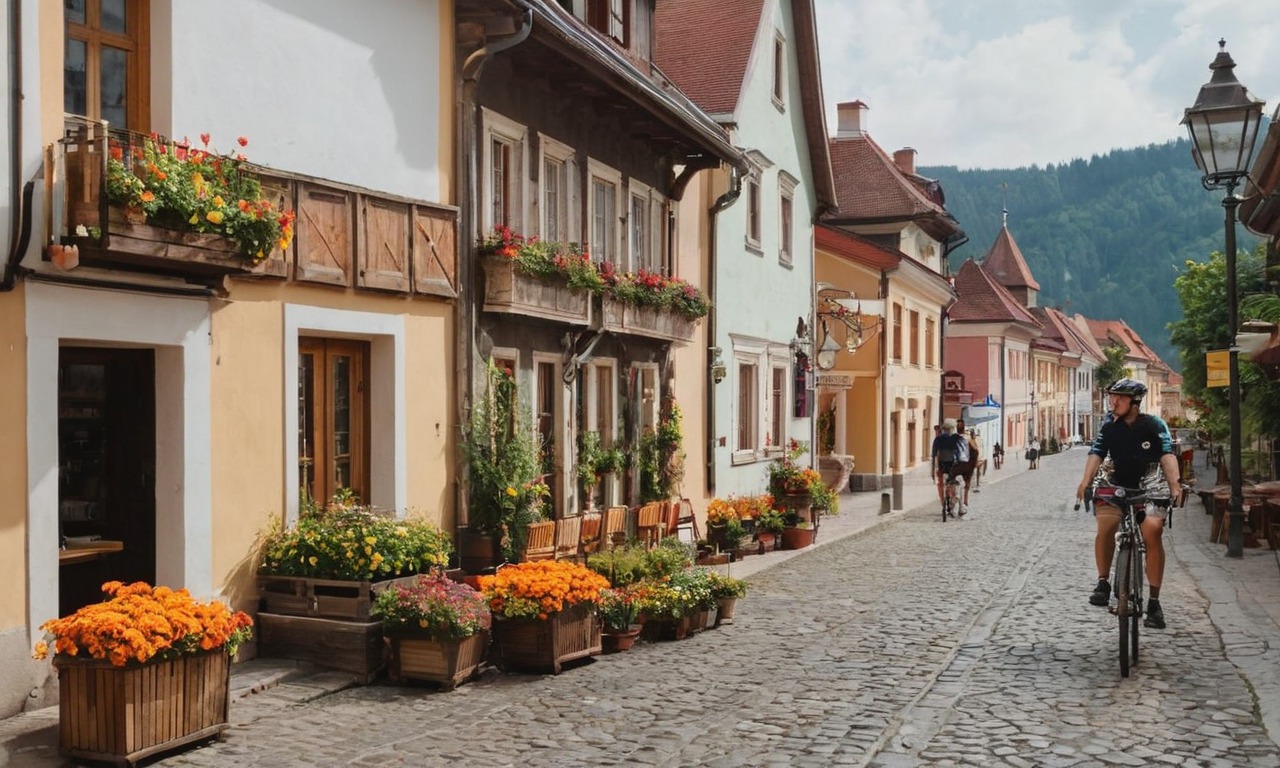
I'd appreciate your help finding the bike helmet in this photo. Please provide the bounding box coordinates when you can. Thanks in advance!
[1106,378,1147,405]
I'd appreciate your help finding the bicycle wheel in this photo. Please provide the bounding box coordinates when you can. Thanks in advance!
[942,495,951,522]
[1114,542,1133,677]
[1131,546,1144,666]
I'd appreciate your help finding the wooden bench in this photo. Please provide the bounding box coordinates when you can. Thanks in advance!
[601,506,627,549]
[522,520,556,561]
[636,503,664,548]
[554,515,584,562]
[579,513,602,554]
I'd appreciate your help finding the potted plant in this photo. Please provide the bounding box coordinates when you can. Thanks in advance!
[577,431,623,510]
[781,520,816,551]
[706,571,748,626]
[461,360,550,569]
[631,579,697,641]
[479,560,609,674]
[597,586,642,653]
[372,572,491,688]
[637,396,686,504]
[754,508,786,552]
[668,568,718,632]
[33,581,253,765]
[767,439,821,519]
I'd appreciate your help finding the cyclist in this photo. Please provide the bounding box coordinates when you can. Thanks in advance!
[1075,378,1182,629]
[931,418,969,515]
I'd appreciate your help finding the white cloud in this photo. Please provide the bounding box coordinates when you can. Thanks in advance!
[816,0,1280,169]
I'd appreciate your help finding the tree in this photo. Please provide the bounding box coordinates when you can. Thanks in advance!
[1095,344,1131,392]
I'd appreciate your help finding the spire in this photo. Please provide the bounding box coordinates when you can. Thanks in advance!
[1001,182,1008,228]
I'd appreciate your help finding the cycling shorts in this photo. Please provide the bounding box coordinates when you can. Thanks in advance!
[936,461,957,478]
[1093,500,1167,522]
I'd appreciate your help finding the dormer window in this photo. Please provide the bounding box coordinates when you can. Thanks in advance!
[589,0,628,45]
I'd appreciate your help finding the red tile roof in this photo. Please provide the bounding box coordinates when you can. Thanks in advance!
[654,0,764,116]
[826,133,954,224]
[948,258,1041,326]
[981,226,1040,291]
[816,225,900,271]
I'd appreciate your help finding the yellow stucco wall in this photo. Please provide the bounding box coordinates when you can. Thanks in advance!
[0,285,28,630]
[209,282,455,613]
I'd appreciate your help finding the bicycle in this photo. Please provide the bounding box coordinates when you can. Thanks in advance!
[1077,482,1181,677]
[941,470,964,522]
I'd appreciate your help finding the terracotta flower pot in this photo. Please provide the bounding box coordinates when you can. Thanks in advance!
[600,625,641,653]
[781,526,815,550]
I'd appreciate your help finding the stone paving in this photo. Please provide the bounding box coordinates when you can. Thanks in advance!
[3,449,1279,767]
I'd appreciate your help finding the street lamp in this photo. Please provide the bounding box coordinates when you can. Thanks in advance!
[1182,39,1265,558]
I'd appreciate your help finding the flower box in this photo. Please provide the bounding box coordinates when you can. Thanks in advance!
[68,205,254,280]
[781,526,816,550]
[602,299,696,344]
[490,604,601,674]
[481,255,592,326]
[257,575,379,621]
[256,612,384,683]
[53,650,229,766]
[386,631,489,689]
[641,615,692,641]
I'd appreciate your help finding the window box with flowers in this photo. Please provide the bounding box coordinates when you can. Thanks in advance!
[32,581,253,765]
[372,572,492,689]
[58,125,294,281]
[479,560,609,674]
[478,226,600,325]
[600,267,710,345]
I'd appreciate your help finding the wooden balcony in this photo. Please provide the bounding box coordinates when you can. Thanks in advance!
[481,255,592,326]
[601,298,697,345]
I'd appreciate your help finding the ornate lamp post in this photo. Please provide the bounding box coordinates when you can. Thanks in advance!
[1181,39,1265,558]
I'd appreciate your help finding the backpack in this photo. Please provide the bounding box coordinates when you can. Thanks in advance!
[937,435,968,464]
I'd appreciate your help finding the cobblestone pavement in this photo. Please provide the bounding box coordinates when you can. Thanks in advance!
[4,450,1279,767]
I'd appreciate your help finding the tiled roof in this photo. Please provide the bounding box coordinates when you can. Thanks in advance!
[826,133,953,223]
[654,0,764,116]
[1081,317,1166,367]
[981,226,1040,291]
[948,258,1041,326]
[815,225,900,271]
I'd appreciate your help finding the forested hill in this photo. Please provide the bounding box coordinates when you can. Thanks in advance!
[922,136,1262,371]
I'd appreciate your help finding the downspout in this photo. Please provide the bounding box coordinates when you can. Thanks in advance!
[879,270,890,477]
[456,5,533,533]
[2,0,32,292]
[705,163,743,496]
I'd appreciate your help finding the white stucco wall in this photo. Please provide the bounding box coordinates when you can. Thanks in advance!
[158,0,443,201]
[712,0,819,497]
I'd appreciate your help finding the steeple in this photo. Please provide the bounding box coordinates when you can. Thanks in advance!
[980,222,1040,309]
[1001,182,1008,228]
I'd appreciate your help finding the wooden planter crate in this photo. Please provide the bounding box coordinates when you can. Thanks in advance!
[65,205,253,281]
[256,612,384,683]
[53,651,229,766]
[490,604,601,674]
[481,255,592,325]
[386,631,489,689]
[602,299,697,344]
[257,575,379,621]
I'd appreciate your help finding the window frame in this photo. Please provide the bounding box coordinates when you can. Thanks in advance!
[532,352,568,518]
[778,172,798,266]
[925,316,936,368]
[745,171,762,252]
[481,108,528,234]
[909,309,920,366]
[587,159,622,264]
[538,133,577,243]
[767,357,789,453]
[771,32,786,110]
[298,337,371,507]
[64,0,151,131]
[892,303,904,363]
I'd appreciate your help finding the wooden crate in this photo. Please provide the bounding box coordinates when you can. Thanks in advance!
[256,612,384,683]
[386,632,489,689]
[53,651,229,766]
[257,575,377,621]
[491,604,601,674]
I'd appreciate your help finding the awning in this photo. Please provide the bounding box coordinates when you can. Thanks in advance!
[963,394,1001,424]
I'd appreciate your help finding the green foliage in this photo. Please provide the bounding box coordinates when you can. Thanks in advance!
[461,360,548,562]
[639,396,686,503]
[755,508,786,536]
[1095,344,1131,392]
[597,586,641,631]
[586,544,649,587]
[705,571,748,600]
[258,506,452,581]
[923,137,1263,368]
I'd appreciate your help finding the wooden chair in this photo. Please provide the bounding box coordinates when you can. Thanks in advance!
[636,502,665,548]
[522,520,556,562]
[670,498,701,544]
[554,515,584,562]
[579,512,602,555]
[601,505,627,549]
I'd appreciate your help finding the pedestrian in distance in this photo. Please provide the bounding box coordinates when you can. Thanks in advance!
[952,418,979,506]
[1075,378,1182,629]
[992,441,1004,470]
[931,418,969,515]
[1028,437,1040,469]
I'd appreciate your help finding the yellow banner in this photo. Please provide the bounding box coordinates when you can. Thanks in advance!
[1206,349,1229,388]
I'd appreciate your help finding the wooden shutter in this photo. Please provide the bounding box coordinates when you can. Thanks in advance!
[412,205,458,298]
[358,197,410,293]
[247,173,293,279]
[295,183,352,286]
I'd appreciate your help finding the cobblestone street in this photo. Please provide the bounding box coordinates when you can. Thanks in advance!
[5,450,1280,767]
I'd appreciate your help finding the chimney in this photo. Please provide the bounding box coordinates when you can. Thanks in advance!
[893,148,917,175]
[836,100,868,138]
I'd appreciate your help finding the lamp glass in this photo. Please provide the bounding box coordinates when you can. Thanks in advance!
[816,332,841,371]
[1185,110,1260,180]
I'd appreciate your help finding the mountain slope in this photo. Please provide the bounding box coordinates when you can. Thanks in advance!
[922,137,1261,370]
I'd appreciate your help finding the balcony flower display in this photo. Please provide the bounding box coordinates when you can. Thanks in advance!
[105,132,294,262]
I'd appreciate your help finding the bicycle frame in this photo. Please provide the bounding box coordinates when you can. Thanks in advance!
[942,473,963,522]
[1092,484,1164,677]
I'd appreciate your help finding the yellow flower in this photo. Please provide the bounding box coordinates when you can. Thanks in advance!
[32,640,48,660]
[206,210,224,224]
[308,556,318,566]
[189,213,199,225]
[212,195,225,207]
[506,487,518,497]
[364,536,377,545]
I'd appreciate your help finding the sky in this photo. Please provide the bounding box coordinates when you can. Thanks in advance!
[813,0,1280,170]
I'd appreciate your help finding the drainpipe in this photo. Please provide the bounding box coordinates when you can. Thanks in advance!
[2,0,32,292]
[879,270,890,478]
[456,5,533,533]
[705,163,743,496]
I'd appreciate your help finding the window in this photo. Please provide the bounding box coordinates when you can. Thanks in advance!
[746,174,762,248]
[736,362,757,452]
[909,310,920,365]
[482,109,527,233]
[636,364,659,434]
[778,172,798,265]
[892,303,903,362]
[539,134,575,242]
[925,317,936,367]
[769,365,787,448]
[772,33,786,109]
[298,338,370,505]
[589,160,621,264]
[64,0,150,130]
[532,354,565,517]
[630,193,647,272]
[588,0,628,45]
